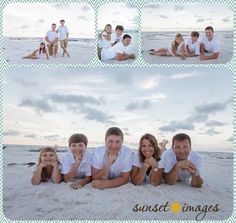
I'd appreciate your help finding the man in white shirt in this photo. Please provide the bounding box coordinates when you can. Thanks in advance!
[91,127,133,189]
[200,26,220,60]
[57,19,70,57]
[158,133,203,187]
[45,23,58,57]
[101,34,135,61]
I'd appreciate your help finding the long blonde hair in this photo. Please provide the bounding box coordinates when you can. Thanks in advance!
[99,24,112,39]
[172,33,184,53]
[37,147,60,182]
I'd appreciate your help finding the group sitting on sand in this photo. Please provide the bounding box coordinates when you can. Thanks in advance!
[23,19,69,60]
[150,26,220,60]
[31,127,203,190]
[98,24,136,61]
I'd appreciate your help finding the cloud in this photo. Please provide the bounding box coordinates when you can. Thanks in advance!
[196,18,205,23]
[3,130,21,136]
[14,78,37,87]
[174,5,185,11]
[49,93,103,106]
[126,100,151,111]
[206,120,227,127]
[21,25,28,29]
[122,128,131,136]
[81,5,90,12]
[227,136,233,142]
[19,98,54,114]
[25,133,37,138]
[77,16,88,21]
[194,101,229,114]
[200,128,220,136]
[53,4,70,9]
[38,19,45,24]
[126,3,137,9]
[170,72,200,79]
[144,4,161,9]
[159,120,194,132]
[222,17,231,23]
[159,15,168,19]
[44,134,60,139]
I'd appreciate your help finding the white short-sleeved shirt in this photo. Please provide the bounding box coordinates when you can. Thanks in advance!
[132,152,158,183]
[57,26,69,40]
[110,32,123,44]
[185,39,200,55]
[200,36,220,53]
[46,30,58,42]
[167,41,185,56]
[91,145,133,179]
[61,150,92,178]
[98,31,112,49]
[158,149,203,182]
[101,41,125,60]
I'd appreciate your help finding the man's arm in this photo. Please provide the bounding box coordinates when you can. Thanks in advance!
[163,163,180,185]
[191,174,203,188]
[63,162,81,182]
[92,163,111,180]
[116,53,135,61]
[150,169,163,186]
[200,52,219,60]
[92,171,130,189]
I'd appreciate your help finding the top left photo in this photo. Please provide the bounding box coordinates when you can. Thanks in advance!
[3,3,95,64]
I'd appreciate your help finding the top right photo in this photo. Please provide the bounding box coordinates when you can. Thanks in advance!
[141,3,233,64]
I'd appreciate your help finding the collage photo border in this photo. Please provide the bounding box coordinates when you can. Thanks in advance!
[0,0,235,222]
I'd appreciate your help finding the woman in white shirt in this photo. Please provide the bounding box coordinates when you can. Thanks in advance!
[131,133,162,186]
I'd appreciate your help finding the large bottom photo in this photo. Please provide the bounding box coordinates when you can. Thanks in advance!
[3,67,233,220]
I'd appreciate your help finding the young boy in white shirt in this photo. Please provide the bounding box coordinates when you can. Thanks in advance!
[91,127,133,189]
[110,25,124,46]
[61,133,92,189]
[185,31,200,57]
[57,19,70,57]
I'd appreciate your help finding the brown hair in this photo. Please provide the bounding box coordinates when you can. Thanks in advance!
[172,133,191,147]
[37,147,60,182]
[39,42,46,54]
[139,133,161,163]
[205,26,214,32]
[191,31,199,38]
[68,133,88,147]
[105,127,124,142]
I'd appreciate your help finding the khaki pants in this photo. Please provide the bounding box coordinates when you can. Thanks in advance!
[47,42,58,56]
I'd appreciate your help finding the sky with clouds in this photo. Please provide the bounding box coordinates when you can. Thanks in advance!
[98,3,138,31]
[142,4,233,31]
[3,67,232,152]
[3,3,95,38]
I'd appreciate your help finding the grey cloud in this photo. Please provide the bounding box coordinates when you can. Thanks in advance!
[222,17,231,22]
[4,130,21,136]
[200,128,220,136]
[144,4,161,9]
[227,136,233,142]
[44,135,60,140]
[159,15,168,19]
[194,101,228,114]
[206,120,227,127]
[159,121,194,132]
[77,16,88,21]
[14,78,37,87]
[19,98,54,113]
[196,18,205,23]
[21,25,28,29]
[126,100,151,111]
[25,133,37,138]
[38,19,45,23]
[174,5,185,11]
[81,5,90,12]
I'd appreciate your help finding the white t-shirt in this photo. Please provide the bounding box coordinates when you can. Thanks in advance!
[101,41,125,60]
[158,149,203,182]
[61,150,92,178]
[132,152,158,183]
[57,26,69,41]
[46,30,58,42]
[200,36,220,53]
[185,39,200,55]
[110,32,123,44]
[91,145,133,179]
[98,31,112,49]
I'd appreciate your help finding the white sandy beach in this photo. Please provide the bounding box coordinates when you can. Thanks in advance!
[3,37,95,64]
[142,31,233,64]
[3,145,233,220]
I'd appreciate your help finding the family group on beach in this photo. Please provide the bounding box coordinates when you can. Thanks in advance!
[23,20,69,60]
[31,127,203,189]
[150,26,220,60]
[98,24,136,61]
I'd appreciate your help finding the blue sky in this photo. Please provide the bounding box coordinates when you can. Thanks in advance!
[3,3,95,38]
[142,4,233,31]
[3,67,232,152]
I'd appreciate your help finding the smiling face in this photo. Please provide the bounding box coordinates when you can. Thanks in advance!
[106,26,112,33]
[105,134,123,155]
[172,139,191,161]
[141,138,154,158]
[116,29,123,37]
[175,37,183,44]
[122,37,131,46]
[205,29,214,40]
[191,36,198,43]
[40,151,57,165]
[51,24,56,31]
[70,142,86,156]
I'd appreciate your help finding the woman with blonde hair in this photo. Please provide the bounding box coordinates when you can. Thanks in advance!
[31,147,61,185]
[131,133,162,186]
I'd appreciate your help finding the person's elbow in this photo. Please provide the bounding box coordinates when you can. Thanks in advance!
[165,177,176,186]
[31,179,40,185]
[116,54,124,61]
[191,179,203,188]
[213,53,219,59]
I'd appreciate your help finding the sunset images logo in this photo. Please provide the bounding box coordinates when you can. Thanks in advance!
[133,202,220,221]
